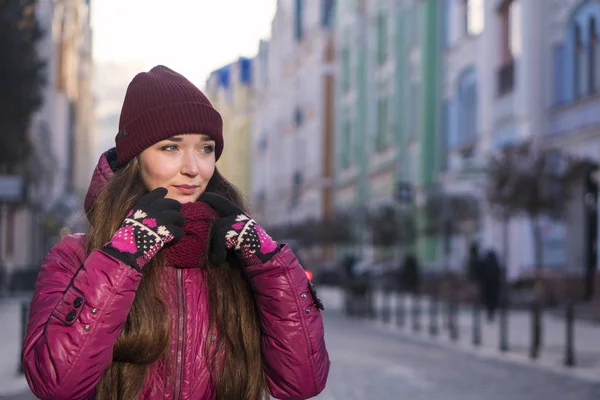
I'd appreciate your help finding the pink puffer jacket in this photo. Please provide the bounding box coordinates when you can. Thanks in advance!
[22,149,330,400]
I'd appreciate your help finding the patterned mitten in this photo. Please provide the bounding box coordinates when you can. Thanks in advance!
[102,187,185,269]
[198,192,280,266]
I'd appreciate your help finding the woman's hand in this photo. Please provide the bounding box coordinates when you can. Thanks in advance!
[199,192,280,266]
[103,187,185,269]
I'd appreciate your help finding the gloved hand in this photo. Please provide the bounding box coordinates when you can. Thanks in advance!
[199,192,280,266]
[102,187,185,269]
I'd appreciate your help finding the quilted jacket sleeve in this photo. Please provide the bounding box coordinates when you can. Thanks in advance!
[244,245,330,400]
[22,234,144,400]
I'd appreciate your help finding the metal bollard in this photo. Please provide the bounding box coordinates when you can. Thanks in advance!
[499,298,509,352]
[366,287,375,319]
[396,293,405,328]
[529,301,542,360]
[19,299,30,374]
[564,301,575,367]
[472,302,481,346]
[446,301,453,332]
[449,299,459,342]
[382,291,391,323]
[429,295,438,337]
[412,295,421,332]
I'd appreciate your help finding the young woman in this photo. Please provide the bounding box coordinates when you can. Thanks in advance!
[22,66,330,400]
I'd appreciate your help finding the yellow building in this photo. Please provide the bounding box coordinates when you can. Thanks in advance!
[205,58,254,202]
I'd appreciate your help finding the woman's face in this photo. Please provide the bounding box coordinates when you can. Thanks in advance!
[138,133,216,203]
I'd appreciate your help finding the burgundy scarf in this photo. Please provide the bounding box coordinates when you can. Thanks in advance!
[162,201,219,268]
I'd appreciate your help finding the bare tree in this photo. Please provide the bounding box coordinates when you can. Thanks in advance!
[422,188,480,271]
[366,204,416,250]
[0,0,46,172]
[320,211,355,246]
[423,191,480,237]
[486,141,586,277]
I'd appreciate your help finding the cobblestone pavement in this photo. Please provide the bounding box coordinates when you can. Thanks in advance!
[4,309,600,399]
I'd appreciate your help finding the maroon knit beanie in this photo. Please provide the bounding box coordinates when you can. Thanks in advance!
[115,65,223,166]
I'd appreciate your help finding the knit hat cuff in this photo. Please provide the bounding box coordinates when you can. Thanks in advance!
[116,102,223,166]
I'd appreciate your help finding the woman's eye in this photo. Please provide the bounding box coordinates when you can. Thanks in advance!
[161,145,178,151]
[201,145,214,154]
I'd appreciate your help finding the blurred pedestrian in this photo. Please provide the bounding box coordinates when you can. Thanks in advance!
[342,253,357,280]
[479,249,502,322]
[21,66,329,400]
[466,241,481,283]
[401,253,421,294]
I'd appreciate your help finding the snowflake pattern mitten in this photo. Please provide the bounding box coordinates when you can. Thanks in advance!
[199,192,280,266]
[103,187,185,269]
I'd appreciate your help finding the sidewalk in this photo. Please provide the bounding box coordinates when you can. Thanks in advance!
[372,291,600,383]
[0,297,35,398]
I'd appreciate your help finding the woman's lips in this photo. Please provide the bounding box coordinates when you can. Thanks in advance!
[174,185,198,195]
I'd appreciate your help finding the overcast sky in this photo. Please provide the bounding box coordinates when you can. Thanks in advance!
[91,0,277,87]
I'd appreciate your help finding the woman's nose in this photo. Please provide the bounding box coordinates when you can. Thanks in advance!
[181,153,199,176]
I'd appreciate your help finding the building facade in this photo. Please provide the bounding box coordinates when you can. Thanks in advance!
[333,0,441,264]
[543,0,600,291]
[440,0,502,272]
[206,57,254,200]
[250,0,336,238]
[246,0,600,284]
[0,0,94,279]
[439,0,600,283]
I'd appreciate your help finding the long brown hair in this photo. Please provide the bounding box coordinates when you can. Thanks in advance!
[88,160,268,400]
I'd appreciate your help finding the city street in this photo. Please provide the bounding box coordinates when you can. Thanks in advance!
[3,306,600,399]
[313,311,600,400]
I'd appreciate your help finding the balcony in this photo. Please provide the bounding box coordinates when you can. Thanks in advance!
[547,93,600,137]
[497,61,515,97]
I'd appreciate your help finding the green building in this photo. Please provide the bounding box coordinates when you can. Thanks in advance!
[333,0,442,267]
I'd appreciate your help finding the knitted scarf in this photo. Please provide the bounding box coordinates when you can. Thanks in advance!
[163,201,219,268]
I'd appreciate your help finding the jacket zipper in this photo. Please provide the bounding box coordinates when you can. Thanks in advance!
[173,269,185,400]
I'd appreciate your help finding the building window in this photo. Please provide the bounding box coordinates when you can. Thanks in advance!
[457,68,478,147]
[509,1,522,57]
[406,82,419,141]
[341,48,350,92]
[258,134,268,151]
[568,1,600,101]
[553,43,567,106]
[442,0,452,49]
[376,13,388,65]
[440,101,450,171]
[498,0,521,63]
[590,18,599,93]
[294,107,304,127]
[375,96,388,152]
[575,24,588,98]
[340,120,352,168]
[465,0,484,36]
[294,0,304,41]
[408,145,418,183]
[497,1,518,97]
[291,172,303,208]
[256,192,266,217]
[5,207,15,257]
[321,0,334,28]
[406,5,419,47]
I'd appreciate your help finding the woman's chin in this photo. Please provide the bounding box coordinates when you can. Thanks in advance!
[166,193,200,204]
